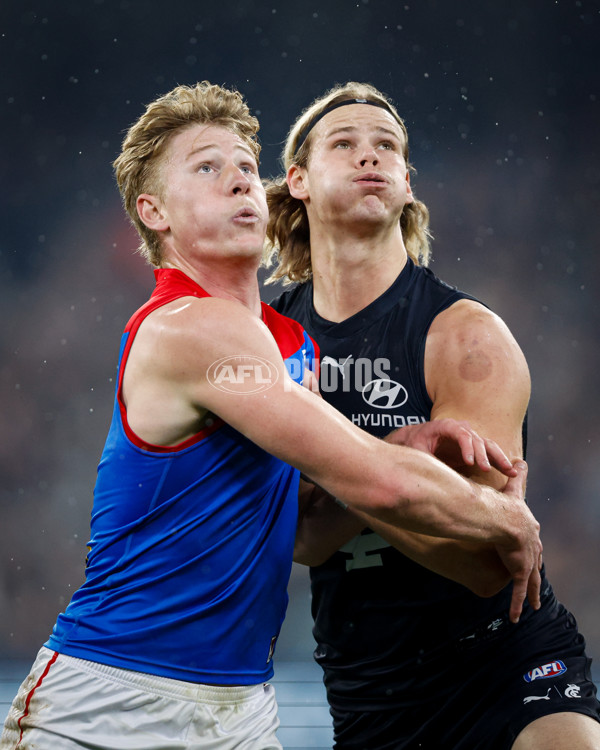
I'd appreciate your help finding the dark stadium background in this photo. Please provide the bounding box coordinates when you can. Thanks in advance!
[1,0,598,674]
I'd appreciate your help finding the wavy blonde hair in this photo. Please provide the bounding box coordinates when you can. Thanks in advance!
[114,81,261,267]
[265,82,431,284]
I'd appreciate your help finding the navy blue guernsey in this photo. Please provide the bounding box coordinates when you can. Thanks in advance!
[271,258,547,711]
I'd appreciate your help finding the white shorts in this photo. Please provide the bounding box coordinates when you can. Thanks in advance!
[1,647,282,750]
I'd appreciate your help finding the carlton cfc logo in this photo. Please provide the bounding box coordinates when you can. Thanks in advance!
[523,660,567,682]
[362,379,408,409]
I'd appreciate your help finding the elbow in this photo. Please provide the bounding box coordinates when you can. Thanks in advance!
[293,539,332,568]
[467,571,511,599]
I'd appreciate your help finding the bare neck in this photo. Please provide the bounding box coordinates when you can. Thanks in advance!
[309,227,408,323]
[162,253,263,317]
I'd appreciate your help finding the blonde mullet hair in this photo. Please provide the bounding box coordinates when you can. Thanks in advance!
[113,81,261,267]
[265,82,431,285]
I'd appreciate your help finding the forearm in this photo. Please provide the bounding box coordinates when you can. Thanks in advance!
[280,416,527,595]
[208,366,528,548]
[295,473,511,594]
[295,481,364,566]
[309,439,521,547]
[371,421,513,593]
[297,444,513,591]
[350,509,511,596]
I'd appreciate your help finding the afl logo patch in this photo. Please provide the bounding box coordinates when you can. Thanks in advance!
[362,379,408,409]
[523,660,567,682]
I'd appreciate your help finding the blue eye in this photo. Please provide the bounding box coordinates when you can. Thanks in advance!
[198,164,213,173]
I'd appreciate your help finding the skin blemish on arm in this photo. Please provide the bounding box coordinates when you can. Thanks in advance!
[458,349,493,382]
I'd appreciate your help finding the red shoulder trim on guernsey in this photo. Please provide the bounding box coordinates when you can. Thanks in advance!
[16,650,60,747]
[117,268,224,453]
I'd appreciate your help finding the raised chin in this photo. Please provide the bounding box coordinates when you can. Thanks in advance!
[351,193,392,219]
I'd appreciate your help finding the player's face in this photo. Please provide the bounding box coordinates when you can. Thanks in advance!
[148,124,268,263]
[291,104,413,229]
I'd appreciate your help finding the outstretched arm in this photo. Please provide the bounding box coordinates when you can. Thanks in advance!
[124,294,541,620]
[293,418,518,573]
[297,473,523,599]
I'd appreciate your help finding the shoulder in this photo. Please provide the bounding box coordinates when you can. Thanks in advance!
[138,295,276,375]
[149,294,264,336]
[426,298,530,396]
[429,299,519,351]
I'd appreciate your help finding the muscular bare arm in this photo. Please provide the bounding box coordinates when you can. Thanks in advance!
[122,294,540,615]
[293,420,517,570]
[365,299,535,619]
[426,299,530,473]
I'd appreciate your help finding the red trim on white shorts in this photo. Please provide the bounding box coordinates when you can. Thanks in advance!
[16,650,59,747]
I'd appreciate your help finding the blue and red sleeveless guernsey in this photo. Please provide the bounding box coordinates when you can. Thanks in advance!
[46,268,318,685]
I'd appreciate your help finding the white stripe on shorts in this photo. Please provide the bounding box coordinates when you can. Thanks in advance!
[1,647,282,749]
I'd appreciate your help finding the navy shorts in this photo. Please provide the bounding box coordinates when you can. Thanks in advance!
[330,599,600,749]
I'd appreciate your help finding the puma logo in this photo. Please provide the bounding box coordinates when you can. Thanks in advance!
[523,688,551,704]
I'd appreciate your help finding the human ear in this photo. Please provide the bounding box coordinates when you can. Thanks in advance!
[136,194,169,231]
[287,164,309,201]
